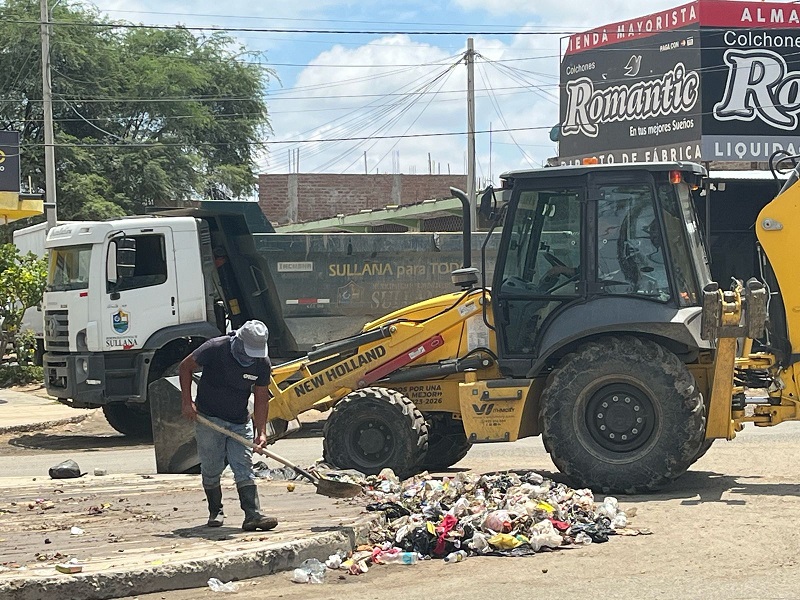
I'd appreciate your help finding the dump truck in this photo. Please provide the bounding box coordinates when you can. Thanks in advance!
[41,201,499,437]
[47,160,799,493]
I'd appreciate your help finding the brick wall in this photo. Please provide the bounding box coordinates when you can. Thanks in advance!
[258,173,468,225]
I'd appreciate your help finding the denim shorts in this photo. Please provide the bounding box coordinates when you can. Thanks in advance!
[195,414,255,488]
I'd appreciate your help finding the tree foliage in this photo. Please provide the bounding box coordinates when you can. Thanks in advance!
[0,0,272,222]
[0,243,46,366]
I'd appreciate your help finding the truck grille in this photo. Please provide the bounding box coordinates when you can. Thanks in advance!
[44,310,69,349]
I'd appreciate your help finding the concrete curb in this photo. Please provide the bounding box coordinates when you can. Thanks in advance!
[0,413,90,435]
[0,514,383,600]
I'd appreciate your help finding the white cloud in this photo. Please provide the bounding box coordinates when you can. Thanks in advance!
[263,31,561,177]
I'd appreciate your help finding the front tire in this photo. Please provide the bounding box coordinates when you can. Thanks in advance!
[541,336,705,494]
[323,387,428,479]
[102,403,152,438]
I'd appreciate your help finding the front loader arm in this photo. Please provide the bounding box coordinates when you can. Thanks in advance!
[266,290,486,421]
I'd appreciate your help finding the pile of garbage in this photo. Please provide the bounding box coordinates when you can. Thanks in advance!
[361,469,641,558]
[290,468,646,583]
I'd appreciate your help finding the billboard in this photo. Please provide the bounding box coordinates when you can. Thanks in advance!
[559,0,800,165]
[700,1,800,161]
[0,130,20,192]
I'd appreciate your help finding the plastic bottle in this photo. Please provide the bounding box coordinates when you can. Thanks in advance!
[443,550,468,564]
[381,552,418,565]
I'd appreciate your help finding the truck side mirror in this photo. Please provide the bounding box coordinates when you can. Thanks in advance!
[479,187,496,220]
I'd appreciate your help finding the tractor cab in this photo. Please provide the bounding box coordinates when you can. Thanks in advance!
[484,162,712,378]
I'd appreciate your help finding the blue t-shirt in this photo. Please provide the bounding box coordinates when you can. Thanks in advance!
[192,335,271,424]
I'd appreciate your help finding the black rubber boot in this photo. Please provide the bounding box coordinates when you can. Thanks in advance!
[204,486,225,527]
[237,483,278,531]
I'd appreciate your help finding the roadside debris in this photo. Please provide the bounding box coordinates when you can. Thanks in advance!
[49,460,83,479]
[288,468,644,584]
[70,526,84,536]
[207,577,238,593]
[360,469,642,556]
[55,558,83,574]
[291,558,327,584]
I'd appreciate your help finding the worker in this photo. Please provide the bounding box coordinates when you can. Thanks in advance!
[179,320,278,531]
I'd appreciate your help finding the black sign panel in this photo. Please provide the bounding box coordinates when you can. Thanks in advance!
[701,28,800,161]
[559,27,703,165]
[0,130,20,192]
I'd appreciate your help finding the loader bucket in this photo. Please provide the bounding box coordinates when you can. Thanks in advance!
[149,376,201,474]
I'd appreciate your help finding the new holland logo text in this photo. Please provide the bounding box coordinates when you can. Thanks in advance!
[293,345,387,398]
[714,49,800,131]
[562,63,700,138]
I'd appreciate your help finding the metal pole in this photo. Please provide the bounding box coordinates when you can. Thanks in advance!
[40,0,57,229]
[466,38,476,230]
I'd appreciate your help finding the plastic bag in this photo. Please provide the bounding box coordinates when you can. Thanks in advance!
[207,578,238,593]
[48,459,83,479]
[482,510,512,533]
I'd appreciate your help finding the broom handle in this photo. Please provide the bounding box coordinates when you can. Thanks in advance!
[195,414,319,484]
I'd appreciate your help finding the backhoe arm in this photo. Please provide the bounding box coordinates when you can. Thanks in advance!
[266,290,486,421]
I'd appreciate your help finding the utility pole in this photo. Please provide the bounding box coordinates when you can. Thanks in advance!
[40,0,57,229]
[466,38,476,230]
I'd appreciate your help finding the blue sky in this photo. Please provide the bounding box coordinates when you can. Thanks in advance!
[89,0,683,181]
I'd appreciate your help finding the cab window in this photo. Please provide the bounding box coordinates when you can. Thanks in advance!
[107,235,167,293]
[596,184,670,302]
[501,188,581,296]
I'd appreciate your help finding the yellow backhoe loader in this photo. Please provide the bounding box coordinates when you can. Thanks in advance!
[152,159,800,493]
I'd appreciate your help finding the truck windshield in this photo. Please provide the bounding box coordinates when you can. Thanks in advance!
[47,245,92,291]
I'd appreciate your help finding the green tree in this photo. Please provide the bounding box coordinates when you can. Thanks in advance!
[0,0,272,222]
[0,243,46,365]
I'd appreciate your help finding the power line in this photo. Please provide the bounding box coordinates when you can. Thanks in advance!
[7,19,580,35]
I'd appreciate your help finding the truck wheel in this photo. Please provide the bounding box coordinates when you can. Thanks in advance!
[419,414,471,471]
[541,336,705,494]
[102,360,181,439]
[323,387,429,479]
[102,403,153,438]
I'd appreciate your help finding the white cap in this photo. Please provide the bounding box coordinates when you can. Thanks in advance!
[236,320,269,358]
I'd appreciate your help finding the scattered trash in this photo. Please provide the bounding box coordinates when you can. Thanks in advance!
[93,468,107,476]
[290,558,326,584]
[70,527,84,536]
[48,460,83,480]
[27,498,54,511]
[55,558,82,574]
[290,569,309,584]
[378,551,418,565]
[325,553,343,569]
[253,462,297,481]
[359,469,640,559]
[286,482,296,492]
[443,550,467,563]
[207,577,238,593]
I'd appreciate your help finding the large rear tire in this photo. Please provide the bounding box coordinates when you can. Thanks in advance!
[323,387,428,479]
[419,414,471,472]
[541,336,705,494]
[102,403,152,438]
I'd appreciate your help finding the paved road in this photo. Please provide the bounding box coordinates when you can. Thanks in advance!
[4,414,800,600]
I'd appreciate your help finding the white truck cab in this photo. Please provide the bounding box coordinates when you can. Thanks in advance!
[43,217,220,434]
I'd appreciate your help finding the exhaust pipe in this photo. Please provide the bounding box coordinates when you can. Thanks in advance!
[450,186,471,269]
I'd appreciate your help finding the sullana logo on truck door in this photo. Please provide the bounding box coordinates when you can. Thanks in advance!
[112,310,130,334]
